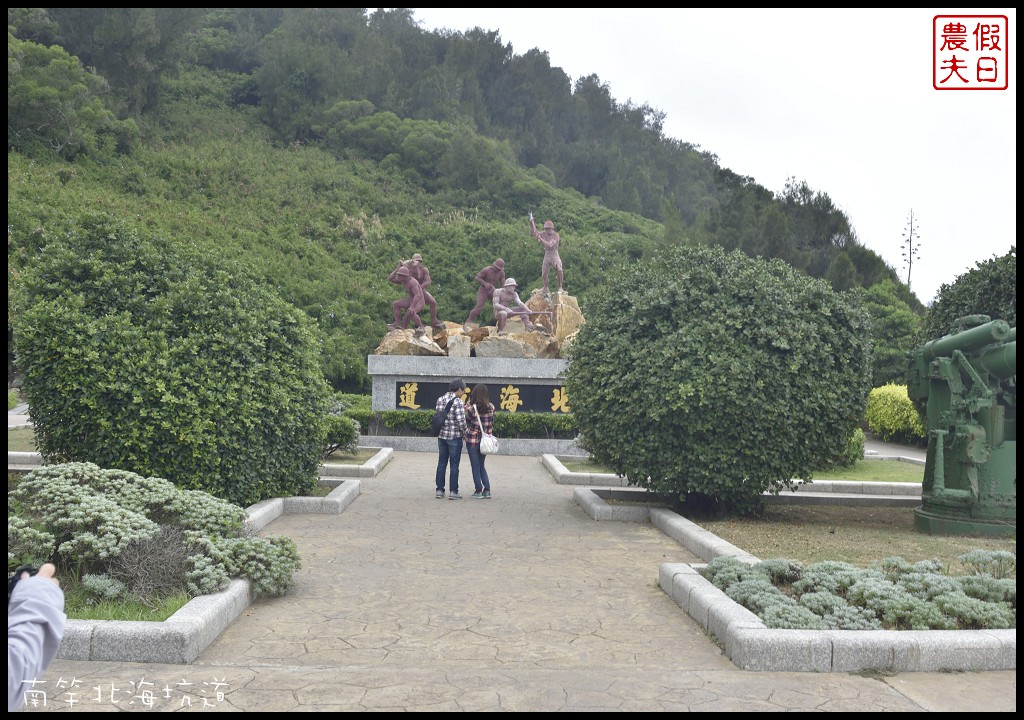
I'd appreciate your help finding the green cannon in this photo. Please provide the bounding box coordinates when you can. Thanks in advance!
[907,315,1016,536]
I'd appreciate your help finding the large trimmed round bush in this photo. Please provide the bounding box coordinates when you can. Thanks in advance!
[11,214,330,507]
[566,245,872,514]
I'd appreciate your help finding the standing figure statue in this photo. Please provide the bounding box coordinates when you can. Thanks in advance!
[403,253,444,328]
[529,211,563,295]
[492,278,538,335]
[387,265,426,335]
[464,258,505,331]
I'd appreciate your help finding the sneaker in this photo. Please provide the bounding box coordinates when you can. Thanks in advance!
[471,491,485,498]
[449,492,462,500]
[435,490,444,499]
[482,490,492,499]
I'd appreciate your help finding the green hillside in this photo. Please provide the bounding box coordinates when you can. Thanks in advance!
[8,9,920,392]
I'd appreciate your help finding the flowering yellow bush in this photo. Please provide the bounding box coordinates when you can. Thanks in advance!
[865,383,927,443]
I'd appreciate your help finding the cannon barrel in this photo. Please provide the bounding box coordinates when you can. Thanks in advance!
[977,339,1016,380]
[920,319,1011,363]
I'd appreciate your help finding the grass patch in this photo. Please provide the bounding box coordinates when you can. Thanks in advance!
[7,427,37,452]
[307,483,338,497]
[562,459,618,474]
[324,447,379,464]
[810,459,923,483]
[699,505,1015,572]
[63,586,190,622]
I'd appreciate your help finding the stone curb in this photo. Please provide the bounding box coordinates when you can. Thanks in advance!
[319,447,394,478]
[572,487,651,522]
[542,454,629,486]
[51,479,362,664]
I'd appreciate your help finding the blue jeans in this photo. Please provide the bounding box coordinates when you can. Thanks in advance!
[466,443,490,493]
[436,437,463,493]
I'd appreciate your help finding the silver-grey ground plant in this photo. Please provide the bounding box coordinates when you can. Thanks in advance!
[700,551,1016,630]
[8,463,301,603]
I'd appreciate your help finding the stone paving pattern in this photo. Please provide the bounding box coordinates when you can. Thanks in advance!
[18,450,1017,712]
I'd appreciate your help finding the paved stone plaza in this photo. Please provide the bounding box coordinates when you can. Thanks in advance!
[15,447,1015,712]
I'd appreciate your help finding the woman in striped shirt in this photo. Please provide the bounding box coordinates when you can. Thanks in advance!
[465,384,495,498]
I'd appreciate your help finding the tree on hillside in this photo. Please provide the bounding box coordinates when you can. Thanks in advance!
[11,214,331,507]
[901,209,922,290]
[46,8,203,114]
[565,245,872,515]
[860,279,924,386]
[7,33,139,159]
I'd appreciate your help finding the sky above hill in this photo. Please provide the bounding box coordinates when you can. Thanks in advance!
[412,8,1017,306]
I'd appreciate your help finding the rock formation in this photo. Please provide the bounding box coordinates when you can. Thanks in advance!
[374,292,584,359]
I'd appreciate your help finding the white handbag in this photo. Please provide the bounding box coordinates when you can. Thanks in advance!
[480,431,499,455]
[474,405,499,455]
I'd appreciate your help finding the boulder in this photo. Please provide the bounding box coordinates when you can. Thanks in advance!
[372,294,583,359]
[527,290,584,345]
[373,328,446,356]
[446,333,472,358]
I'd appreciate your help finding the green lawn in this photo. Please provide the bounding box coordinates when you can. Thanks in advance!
[810,459,923,483]
[7,427,36,452]
[64,586,190,622]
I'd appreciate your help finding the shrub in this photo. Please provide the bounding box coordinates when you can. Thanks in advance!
[80,574,129,603]
[7,389,18,411]
[865,383,927,443]
[706,553,1014,630]
[348,407,578,439]
[324,394,361,457]
[819,427,865,470]
[566,244,871,515]
[958,576,1016,604]
[822,605,883,630]
[10,214,331,507]
[7,515,56,569]
[8,463,301,600]
[860,279,924,386]
[958,549,1016,579]
[922,246,1015,339]
[798,590,848,616]
[934,592,1014,630]
[761,603,827,630]
[724,577,789,613]
[752,558,803,584]
[699,556,758,590]
[791,561,878,596]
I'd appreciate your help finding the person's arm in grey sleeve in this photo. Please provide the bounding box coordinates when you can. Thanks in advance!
[8,571,66,712]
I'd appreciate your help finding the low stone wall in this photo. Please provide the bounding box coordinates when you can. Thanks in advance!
[362,435,586,456]
[368,355,569,411]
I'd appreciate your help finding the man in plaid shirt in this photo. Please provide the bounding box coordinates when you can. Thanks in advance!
[435,377,468,499]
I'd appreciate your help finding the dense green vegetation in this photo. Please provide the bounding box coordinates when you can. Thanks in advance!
[9,8,936,395]
[920,247,1016,341]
